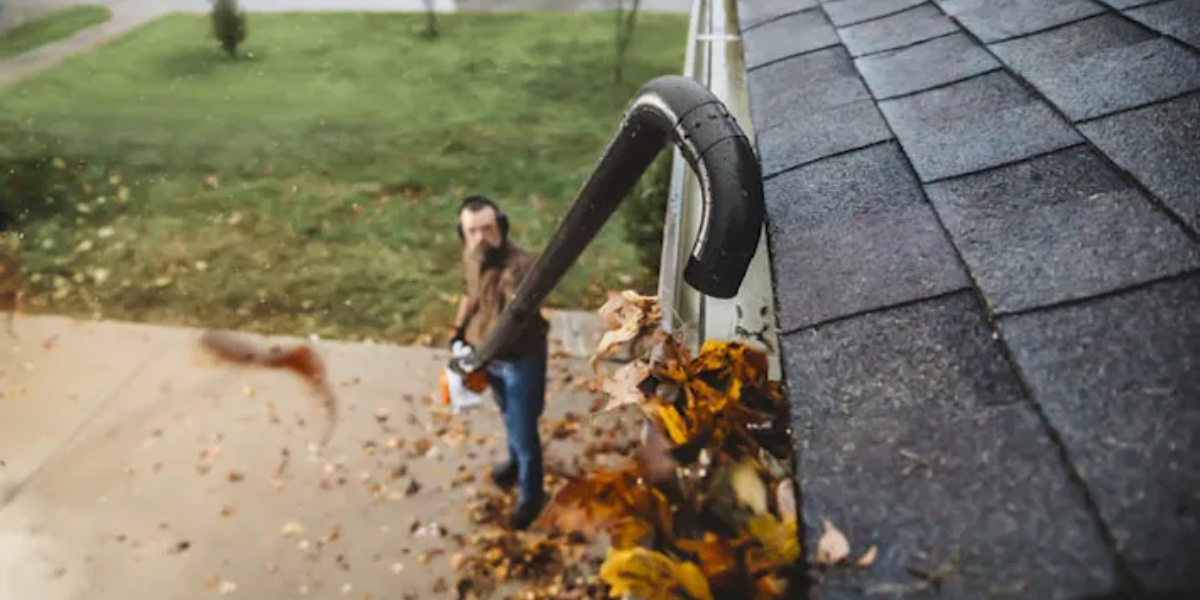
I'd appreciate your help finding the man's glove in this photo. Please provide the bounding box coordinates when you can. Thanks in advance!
[449,325,465,348]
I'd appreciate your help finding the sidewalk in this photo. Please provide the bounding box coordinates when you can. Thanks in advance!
[0,0,459,87]
[0,312,619,600]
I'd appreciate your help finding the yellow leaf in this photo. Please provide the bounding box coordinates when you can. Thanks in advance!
[729,460,768,515]
[744,515,800,573]
[599,547,712,600]
[816,518,850,565]
[653,404,691,446]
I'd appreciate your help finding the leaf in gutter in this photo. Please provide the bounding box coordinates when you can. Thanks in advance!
[598,547,713,600]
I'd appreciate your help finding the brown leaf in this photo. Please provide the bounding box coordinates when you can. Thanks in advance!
[410,437,433,458]
[754,574,789,599]
[597,361,651,412]
[592,290,662,363]
[404,479,422,497]
[198,331,338,445]
[538,466,672,543]
[675,534,739,579]
[633,422,678,484]
[816,518,850,565]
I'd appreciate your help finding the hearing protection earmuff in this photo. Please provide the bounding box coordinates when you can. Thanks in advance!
[456,195,510,242]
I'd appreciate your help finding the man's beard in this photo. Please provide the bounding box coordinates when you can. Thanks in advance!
[473,240,506,267]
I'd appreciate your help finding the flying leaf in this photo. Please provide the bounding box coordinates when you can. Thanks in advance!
[597,360,652,412]
[816,518,851,565]
[198,330,339,445]
[592,290,663,362]
[538,466,673,545]
[599,547,713,600]
[537,467,641,534]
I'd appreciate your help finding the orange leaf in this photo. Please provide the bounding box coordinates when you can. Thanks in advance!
[198,331,338,445]
[676,534,739,579]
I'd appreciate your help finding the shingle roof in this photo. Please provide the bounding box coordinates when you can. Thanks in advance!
[737,0,1200,596]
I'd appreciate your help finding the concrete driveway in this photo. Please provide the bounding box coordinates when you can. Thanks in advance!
[0,313,631,600]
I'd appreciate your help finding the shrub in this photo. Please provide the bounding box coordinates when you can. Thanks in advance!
[211,0,247,59]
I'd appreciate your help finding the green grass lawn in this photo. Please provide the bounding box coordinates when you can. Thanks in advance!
[0,5,112,58]
[0,11,686,343]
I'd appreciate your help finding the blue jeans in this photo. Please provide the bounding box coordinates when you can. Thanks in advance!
[485,339,547,505]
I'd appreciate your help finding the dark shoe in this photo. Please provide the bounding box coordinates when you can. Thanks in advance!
[490,460,518,490]
[509,494,547,531]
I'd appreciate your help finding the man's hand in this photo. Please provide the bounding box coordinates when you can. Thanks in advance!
[449,325,465,348]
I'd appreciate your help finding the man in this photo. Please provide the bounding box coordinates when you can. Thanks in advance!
[451,195,550,530]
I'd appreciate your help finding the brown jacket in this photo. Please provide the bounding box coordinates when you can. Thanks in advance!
[457,240,549,359]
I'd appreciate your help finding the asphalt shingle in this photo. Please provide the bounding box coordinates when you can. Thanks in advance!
[765,143,969,332]
[1079,92,1200,234]
[838,4,958,57]
[878,71,1082,182]
[738,0,1200,596]
[855,32,1001,99]
[1000,273,1200,591]
[935,0,1107,43]
[784,291,1024,424]
[784,292,1120,600]
[1126,0,1200,51]
[757,100,892,177]
[926,147,1200,314]
[743,8,839,70]
[746,46,869,132]
[1101,0,1170,8]
[738,0,819,31]
[990,14,1200,121]
[822,0,924,27]
[799,403,1120,599]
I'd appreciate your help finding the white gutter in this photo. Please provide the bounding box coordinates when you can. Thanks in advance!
[658,0,781,380]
